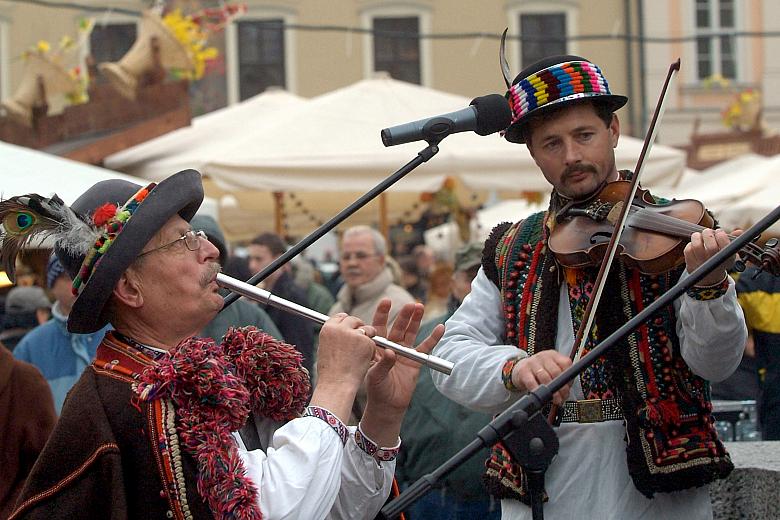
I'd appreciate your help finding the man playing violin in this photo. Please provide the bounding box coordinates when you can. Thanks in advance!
[431,55,747,519]
[3,170,443,520]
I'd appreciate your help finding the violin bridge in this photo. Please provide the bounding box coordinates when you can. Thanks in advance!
[606,201,624,225]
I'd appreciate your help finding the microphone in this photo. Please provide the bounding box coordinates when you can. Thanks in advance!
[381,94,511,147]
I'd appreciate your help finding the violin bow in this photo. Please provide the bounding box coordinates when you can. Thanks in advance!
[548,59,681,423]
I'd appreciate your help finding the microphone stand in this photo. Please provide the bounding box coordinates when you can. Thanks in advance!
[222,140,441,309]
[380,204,780,520]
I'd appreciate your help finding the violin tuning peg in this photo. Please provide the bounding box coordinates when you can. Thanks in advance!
[734,259,746,273]
[767,238,778,248]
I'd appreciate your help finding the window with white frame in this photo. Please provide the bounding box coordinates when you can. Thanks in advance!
[236,18,286,100]
[362,4,430,86]
[520,12,567,68]
[506,2,576,74]
[372,16,421,84]
[695,0,736,80]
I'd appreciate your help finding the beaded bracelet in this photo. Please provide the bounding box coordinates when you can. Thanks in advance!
[354,424,401,462]
[303,406,349,446]
[501,356,523,392]
[686,275,729,301]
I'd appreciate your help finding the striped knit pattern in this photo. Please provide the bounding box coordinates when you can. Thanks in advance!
[506,60,612,128]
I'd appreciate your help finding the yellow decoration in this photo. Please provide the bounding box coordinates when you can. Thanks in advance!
[722,89,762,131]
[21,29,90,107]
[162,9,219,81]
[702,74,730,90]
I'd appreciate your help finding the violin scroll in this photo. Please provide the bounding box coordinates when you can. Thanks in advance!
[734,237,780,277]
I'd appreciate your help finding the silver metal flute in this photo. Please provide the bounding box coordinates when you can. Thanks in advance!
[216,273,454,375]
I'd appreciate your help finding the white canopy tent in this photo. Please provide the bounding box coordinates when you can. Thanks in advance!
[201,77,685,193]
[718,187,780,235]
[0,141,218,217]
[670,154,771,210]
[105,88,306,181]
[105,77,687,240]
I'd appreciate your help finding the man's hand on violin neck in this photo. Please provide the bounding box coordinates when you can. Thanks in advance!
[684,228,734,287]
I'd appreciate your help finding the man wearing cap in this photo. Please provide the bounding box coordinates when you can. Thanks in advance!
[0,286,51,351]
[431,55,746,519]
[14,255,109,413]
[3,169,442,520]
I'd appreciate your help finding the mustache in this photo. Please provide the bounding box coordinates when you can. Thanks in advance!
[562,163,597,180]
[201,262,222,287]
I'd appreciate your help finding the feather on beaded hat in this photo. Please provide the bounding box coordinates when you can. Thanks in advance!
[0,169,204,333]
[499,31,627,144]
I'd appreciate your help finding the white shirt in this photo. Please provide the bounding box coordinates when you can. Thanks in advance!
[233,415,395,520]
[431,268,747,520]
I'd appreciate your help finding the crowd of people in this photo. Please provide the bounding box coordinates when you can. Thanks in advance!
[0,51,774,520]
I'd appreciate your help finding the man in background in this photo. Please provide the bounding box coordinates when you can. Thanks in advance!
[330,225,415,325]
[14,255,108,413]
[248,232,316,375]
[0,286,51,351]
[736,265,780,439]
[0,340,56,517]
[398,243,499,520]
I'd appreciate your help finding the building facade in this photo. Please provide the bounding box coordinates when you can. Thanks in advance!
[0,1,641,131]
[642,0,780,147]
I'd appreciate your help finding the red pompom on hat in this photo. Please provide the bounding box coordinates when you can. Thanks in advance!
[91,203,117,227]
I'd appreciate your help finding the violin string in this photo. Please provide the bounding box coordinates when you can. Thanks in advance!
[627,206,703,237]
[627,205,765,259]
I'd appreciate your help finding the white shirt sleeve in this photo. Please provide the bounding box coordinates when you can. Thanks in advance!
[233,416,394,520]
[674,273,747,382]
[431,267,748,415]
[431,268,526,415]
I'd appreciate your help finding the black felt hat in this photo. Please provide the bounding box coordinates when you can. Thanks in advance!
[58,169,204,333]
[503,55,627,144]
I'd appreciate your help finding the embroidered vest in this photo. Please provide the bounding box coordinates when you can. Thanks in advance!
[482,212,733,501]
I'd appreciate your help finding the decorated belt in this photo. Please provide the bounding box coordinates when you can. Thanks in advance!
[543,398,623,425]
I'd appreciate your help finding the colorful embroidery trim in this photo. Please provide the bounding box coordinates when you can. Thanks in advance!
[354,424,400,463]
[505,61,613,127]
[303,406,349,446]
[501,357,523,392]
[686,276,730,301]
[71,183,156,295]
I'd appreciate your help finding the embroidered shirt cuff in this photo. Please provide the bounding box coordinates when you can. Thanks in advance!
[686,276,729,301]
[501,356,523,392]
[354,423,401,463]
[303,406,349,446]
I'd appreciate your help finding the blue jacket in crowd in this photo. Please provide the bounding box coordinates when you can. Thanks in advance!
[13,302,109,414]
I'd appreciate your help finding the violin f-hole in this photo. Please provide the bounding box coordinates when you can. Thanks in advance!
[590,231,613,244]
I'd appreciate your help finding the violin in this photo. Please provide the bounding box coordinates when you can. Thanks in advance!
[548,180,780,276]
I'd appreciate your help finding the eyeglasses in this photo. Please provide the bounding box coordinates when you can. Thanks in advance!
[340,251,379,262]
[138,229,207,258]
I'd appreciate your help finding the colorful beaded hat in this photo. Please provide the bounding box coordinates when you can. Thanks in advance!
[499,33,627,143]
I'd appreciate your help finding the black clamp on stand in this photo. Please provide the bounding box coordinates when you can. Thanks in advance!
[502,410,559,520]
